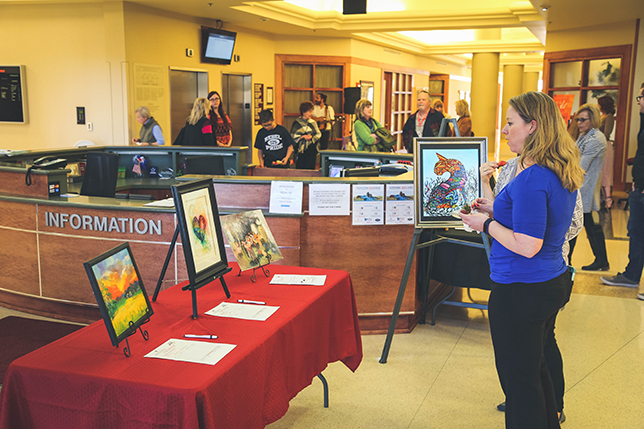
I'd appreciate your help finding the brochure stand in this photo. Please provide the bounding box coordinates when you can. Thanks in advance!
[152,226,231,318]
[122,318,150,357]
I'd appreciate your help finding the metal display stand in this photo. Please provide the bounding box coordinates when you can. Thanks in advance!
[121,318,150,357]
[238,254,272,283]
[152,226,231,319]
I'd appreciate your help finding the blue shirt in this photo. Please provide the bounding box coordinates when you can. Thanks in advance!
[490,164,577,284]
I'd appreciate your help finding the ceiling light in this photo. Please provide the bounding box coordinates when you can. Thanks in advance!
[540,5,550,11]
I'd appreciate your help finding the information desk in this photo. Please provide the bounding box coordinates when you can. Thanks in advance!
[0,263,363,429]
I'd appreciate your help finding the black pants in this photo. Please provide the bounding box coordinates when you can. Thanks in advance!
[568,212,608,265]
[489,270,572,429]
[296,144,318,170]
[319,130,331,151]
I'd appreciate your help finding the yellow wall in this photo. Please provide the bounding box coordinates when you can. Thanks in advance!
[0,4,116,149]
[545,20,637,53]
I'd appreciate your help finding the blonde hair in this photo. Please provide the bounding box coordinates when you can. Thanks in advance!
[355,99,373,121]
[509,91,584,192]
[432,99,444,110]
[576,103,601,129]
[455,99,470,117]
[187,98,210,126]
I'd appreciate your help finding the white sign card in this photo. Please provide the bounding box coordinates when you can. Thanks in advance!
[270,274,327,286]
[352,184,385,225]
[308,183,350,216]
[269,181,303,214]
[205,302,279,321]
[385,184,415,225]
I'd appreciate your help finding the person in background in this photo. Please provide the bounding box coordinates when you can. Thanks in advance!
[462,91,583,428]
[402,90,444,153]
[568,103,609,271]
[455,99,473,137]
[290,101,321,169]
[312,93,335,151]
[172,98,215,146]
[602,83,644,290]
[598,95,616,209]
[132,106,165,146]
[353,99,382,152]
[433,99,445,114]
[208,91,233,147]
[254,109,294,169]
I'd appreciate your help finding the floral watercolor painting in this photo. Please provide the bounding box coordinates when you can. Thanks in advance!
[181,187,221,273]
[221,210,283,271]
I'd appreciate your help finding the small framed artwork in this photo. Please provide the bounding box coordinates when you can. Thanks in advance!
[220,209,283,271]
[414,137,487,228]
[266,87,273,105]
[84,243,154,347]
[360,81,374,104]
[172,178,229,286]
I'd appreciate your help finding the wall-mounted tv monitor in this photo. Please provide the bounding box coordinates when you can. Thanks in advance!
[201,26,237,65]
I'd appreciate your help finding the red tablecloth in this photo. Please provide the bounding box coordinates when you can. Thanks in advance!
[0,263,362,429]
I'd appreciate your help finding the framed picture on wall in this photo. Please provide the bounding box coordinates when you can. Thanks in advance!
[266,87,273,105]
[360,81,374,104]
[171,179,229,286]
[414,137,487,228]
[84,243,153,348]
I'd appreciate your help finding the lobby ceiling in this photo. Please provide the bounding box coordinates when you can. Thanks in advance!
[3,0,642,70]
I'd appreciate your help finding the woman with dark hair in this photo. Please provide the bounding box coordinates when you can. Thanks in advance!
[290,100,321,169]
[462,91,583,428]
[569,103,609,271]
[598,95,616,208]
[208,91,233,147]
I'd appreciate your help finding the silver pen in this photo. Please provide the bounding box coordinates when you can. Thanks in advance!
[237,299,266,305]
[184,334,218,339]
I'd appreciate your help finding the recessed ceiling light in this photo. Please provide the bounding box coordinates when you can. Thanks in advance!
[540,5,550,11]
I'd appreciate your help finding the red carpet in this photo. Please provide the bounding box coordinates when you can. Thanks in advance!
[0,316,84,384]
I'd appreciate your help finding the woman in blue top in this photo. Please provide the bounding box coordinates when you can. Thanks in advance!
[462,92,584,429]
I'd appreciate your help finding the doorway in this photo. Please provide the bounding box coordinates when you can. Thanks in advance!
[169,69,208,144]
[222,74,252,156]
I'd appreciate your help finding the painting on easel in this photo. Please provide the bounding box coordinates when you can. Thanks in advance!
[414,137,487,228]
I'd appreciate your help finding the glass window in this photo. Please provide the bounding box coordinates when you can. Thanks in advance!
[284,65,312,88]
[315,66,342,88]
[587,89,618,114]
[325,91,343,114]
[551,61,582,88]
[284,90,313,114]
[428,80,444,95]
[588,58,621,86]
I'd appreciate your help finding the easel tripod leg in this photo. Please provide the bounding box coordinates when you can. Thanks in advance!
[379,228,422,364]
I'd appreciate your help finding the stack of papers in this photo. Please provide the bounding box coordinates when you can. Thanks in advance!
[270,274,327,286]
[205,302,279,321]
[145,339,236,366]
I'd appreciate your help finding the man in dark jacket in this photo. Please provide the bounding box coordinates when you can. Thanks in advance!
[401,90,444,154]
[602,83,644,292]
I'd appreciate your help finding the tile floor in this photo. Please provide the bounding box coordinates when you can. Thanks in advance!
[2,206,641,428]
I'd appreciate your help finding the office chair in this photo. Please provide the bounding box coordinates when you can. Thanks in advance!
[80,152,120,197]
[184,156,225,175]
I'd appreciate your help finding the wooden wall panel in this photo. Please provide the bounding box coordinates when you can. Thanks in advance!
[0,229,40,296]
[300,216,417,314]
[214,183,271,209]
[0,170,48,197]
[0,200,37,230]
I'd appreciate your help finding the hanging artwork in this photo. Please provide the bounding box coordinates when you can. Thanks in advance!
[172,179,228,287]
[414,137,487,228]
[84,243,153,347]
[220,210,283,271]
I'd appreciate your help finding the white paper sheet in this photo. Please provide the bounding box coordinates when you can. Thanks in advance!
[269,274,327,286]
[205,302,279,321]
[385,184,415,225]
[352,184,384,225]
[143,197,175,208]
[269,181,303,214]
[144,339,236,366]
[308,183,351,216]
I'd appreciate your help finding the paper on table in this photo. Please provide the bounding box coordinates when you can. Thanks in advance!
[143,197,175,208]
[269,274,327,286]
[144,339,236,366]
[205,302,279,321]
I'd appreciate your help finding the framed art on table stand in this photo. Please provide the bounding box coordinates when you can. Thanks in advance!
[152,178,231,318]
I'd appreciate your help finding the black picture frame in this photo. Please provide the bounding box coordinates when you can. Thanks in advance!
[84,242,153,347]
[414,137,487,228]
[172,178,229,287]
